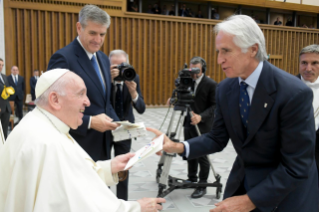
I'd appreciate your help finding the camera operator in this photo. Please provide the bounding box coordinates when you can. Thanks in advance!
[184,56,217,198]
[109,49,146,200]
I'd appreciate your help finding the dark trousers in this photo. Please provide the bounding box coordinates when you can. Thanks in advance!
[0,110,10,139]
[184,129,210,187]
[14,98,23,120]
[315,130,319,171]
[111,138,132,200]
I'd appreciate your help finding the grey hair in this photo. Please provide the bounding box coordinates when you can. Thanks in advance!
[109,49,130,64]
[214,15,268,61]
[299,45,319,57]
[79,5,111,28]
[190,57,204,68]
[35,72,72,107]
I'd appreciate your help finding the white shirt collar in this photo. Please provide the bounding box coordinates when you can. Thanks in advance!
[301,75,319,87]
[195,73,204,85]
[238,61,263,88]
[77,36,96,60]
[36,107,70,135]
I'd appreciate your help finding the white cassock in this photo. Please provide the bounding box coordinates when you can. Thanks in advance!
[0,107,140,212]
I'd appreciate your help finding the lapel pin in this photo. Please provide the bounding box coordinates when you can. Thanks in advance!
[264,103,267,108]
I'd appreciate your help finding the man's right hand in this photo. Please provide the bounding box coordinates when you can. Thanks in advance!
[137,198,166,212]
[110,64,120,80]
[91,114,119,132]
[146,127,185,154]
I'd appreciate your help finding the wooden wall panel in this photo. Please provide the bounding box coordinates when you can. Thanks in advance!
[4,6,319,105]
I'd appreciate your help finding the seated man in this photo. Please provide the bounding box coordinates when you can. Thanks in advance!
[0,69,165,212]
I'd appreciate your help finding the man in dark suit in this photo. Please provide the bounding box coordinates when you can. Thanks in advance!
[109,50,146,200]
[0,58,11,139]
[183,56,217,198]
[297,44,319,171]
[149,15,319,212]
[47,5,119,161]
[8,65,25,122]
[30,69,39,101]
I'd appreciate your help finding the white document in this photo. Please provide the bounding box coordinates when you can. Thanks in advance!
[124,134,164,170]
[112,121,147,142]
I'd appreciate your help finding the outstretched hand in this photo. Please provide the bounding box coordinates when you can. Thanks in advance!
[146,127,185,154]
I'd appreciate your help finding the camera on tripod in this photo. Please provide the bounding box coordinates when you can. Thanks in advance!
[170,64,200,106]
[113,62,136,81]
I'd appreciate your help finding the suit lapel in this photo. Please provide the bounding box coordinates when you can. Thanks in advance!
[227,79,246,143]
[73,39,105,99]
[243,61,277,147]
[195,75,206,95]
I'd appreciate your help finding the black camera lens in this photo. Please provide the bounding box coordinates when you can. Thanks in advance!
[122,68,136,81]
[181,78,193,86]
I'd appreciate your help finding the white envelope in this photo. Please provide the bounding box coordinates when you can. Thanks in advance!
[124,134,164,170]
[112,122,147,142]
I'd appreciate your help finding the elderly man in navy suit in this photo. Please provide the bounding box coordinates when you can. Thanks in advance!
[149,15,319,212]
[8,65,25,122]
[109,49,145,200]
[48,5,119,161]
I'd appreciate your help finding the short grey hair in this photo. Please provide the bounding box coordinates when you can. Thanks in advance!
[35,73,72,107]
[214,15,268,61]
[79,5,111,28]
[190,57,204,68]
[109,49,130,64]
[299,45,319,57]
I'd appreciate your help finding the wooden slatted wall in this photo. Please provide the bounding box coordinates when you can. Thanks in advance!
[4,8,319,105]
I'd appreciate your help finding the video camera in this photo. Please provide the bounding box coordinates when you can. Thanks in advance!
[170,64,200,106]
[113,62,136,81]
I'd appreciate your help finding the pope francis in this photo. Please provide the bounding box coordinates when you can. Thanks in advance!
[0,69,165,212]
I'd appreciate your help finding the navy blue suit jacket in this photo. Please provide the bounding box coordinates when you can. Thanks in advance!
[111,74,145,123]
[187,61,319,211]
[7,75,25,101]
[30,76,37,101]
[47,38,119,161]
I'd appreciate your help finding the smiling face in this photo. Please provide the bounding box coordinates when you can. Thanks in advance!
[77,20,107,54]
[299,53,319,83]
[216,31,259,80]
[59,74,90,129]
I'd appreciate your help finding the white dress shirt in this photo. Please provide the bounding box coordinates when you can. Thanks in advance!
[301,76,319,130]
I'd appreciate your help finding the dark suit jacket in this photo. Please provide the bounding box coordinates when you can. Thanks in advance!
[7,75,25,101]
[0,74,11,113]
[111,74,145,123]
[30,76,37,101]
[187,61,319,211]
[47,38,119,161]
[296,74,319,171]
[185,75,217,134]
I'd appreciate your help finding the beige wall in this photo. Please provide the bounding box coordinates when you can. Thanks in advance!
[303,0,319,6]
[275,0,319,6]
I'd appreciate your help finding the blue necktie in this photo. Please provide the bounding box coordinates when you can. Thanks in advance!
[91,55,105,95]
[239,82,250,132]
[14,76,17,85]
[115,84,124,120]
